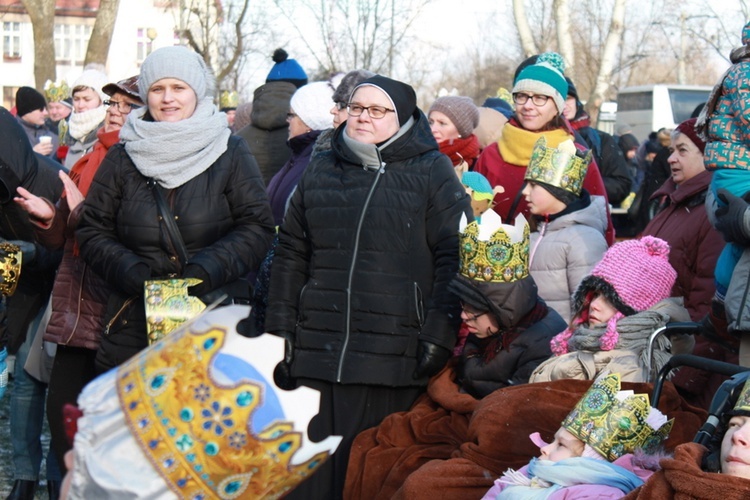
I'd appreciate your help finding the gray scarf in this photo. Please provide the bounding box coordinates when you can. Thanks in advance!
[567,298,689,374]
[120,98,230,188]
[342,116,415,170]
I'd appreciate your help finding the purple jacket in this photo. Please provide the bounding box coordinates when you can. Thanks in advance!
[266,129,321,226]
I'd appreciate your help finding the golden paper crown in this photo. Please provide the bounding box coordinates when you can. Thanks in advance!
[117,315,339,499]
[0,242,22,297]
[220,90,239,110]
[562,373,674,461]
[43,79,71,102]
[524,136,592,196]
[144,278,206,345]
[458,210,530,283]
[733,379,750,413]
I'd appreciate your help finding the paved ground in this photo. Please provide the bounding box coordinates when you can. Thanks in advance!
[0,363,54,500]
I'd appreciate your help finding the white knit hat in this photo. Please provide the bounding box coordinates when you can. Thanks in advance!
[138,46,215,101]
[290,81,335,131]
[73,69,109,103]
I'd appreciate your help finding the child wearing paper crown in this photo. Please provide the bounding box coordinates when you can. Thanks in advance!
[482,373,673,500]
[530,236,694,383]
[523,136,608,323]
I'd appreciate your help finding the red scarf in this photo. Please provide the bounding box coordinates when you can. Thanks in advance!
[68,126,120,198]
[439,134,480,166]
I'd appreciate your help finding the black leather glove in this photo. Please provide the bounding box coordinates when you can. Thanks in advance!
[413,340,451,380]
[6,240,36,265]
[716,188,750,245]
[273,331,297,390]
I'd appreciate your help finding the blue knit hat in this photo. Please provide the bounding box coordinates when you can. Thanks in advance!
[512,52,568,115]
[266,48,308,88]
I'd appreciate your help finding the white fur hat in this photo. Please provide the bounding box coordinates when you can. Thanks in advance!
[290,81,335,131]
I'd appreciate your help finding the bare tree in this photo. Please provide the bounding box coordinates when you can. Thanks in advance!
[271,0,433,76]
[553,0,575,79]
[586,0,625,124]
[512,0,539,57]
[84,0,121,66]
[19,0,55,89]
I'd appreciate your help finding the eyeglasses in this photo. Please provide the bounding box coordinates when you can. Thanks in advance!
[104,99,141,113]
[460,301,488,322]
[286,112,298,121]
[512,93,551,106]
[347,104,395,119]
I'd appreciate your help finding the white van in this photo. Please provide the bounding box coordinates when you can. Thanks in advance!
[615,84,712,141]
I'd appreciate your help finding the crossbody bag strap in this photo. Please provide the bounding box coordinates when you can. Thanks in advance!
[506,181,526,221]
[147,178,189,269]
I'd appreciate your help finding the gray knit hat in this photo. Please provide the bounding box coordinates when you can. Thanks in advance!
[428,96,480,138]
[290,82,335,131]
[332,69,375,105]
[138,46,215,102]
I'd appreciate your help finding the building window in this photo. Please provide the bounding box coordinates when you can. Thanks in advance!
[3,22,22,60]
[136,28,154,62]
[54,24,92,65]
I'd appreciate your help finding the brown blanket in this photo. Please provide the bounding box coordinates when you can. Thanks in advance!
[345,375,706,500]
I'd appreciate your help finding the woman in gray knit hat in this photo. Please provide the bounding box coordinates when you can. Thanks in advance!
[75,45,274,373]
[428,95,481,176]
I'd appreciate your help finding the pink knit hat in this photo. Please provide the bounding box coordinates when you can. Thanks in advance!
[573,236,677,316]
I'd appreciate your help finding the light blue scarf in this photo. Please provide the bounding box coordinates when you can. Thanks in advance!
[495,457,643,500]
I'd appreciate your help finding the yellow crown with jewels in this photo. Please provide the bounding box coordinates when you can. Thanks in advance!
[220,90,239,110]
[525,136,592,196]
[0,242,22,297]
[458,210,530,283]
[117,316,338,499]
[732,379,750,413]
[562,373,674,461]
[43,79,70,103]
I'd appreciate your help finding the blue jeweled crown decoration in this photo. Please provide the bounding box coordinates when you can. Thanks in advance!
[525,136,592,196]
[116,306,341,499]
[458,210,530,283]
[562,373,674,461]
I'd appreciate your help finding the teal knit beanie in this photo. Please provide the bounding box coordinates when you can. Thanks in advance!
[512,52,568,115]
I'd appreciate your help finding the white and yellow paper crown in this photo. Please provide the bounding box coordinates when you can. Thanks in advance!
[458,210,530,283]
[116,306,341,499]
[562,373,674,461]
[220,90,239,110]
[43,79,70,103]
[0,242,22,297]
[524,137,591,196]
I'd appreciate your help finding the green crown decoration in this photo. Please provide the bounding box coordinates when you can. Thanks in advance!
[220,90,239,110]
[43,79,70,103]
[562,373,674,461]
[458,210,530,283]
[524,136,592,196]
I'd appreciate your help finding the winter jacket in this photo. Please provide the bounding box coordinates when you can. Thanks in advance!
[237,80,296,184]
[32,128,124,350]
[474,119,615,245]
[77,135,275,370]
[642,170,723,321]
[623,442,750,500]
[483,453,656,500]
[266,129,320,225]
[529,299,691,384]
[529,193,609,323]
[0,107,64,352]
[264,111,473,387]
[459,306,565,398]
[16,116,59,161]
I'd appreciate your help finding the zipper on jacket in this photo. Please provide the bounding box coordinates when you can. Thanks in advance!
[336,155,386,383]
[62,265,86,345]
[529,218,548,265]
[103,297,136,336]
[414,282,424,327]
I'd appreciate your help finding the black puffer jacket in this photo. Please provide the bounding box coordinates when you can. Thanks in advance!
[77,136,275,371]
[265,112,473,387]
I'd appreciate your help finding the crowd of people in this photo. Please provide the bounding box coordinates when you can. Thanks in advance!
[1,22,750,500]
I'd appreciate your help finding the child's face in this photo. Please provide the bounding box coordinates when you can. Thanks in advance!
[539,427,585,462]
[522,182,566,216]
[587,292,618,327]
